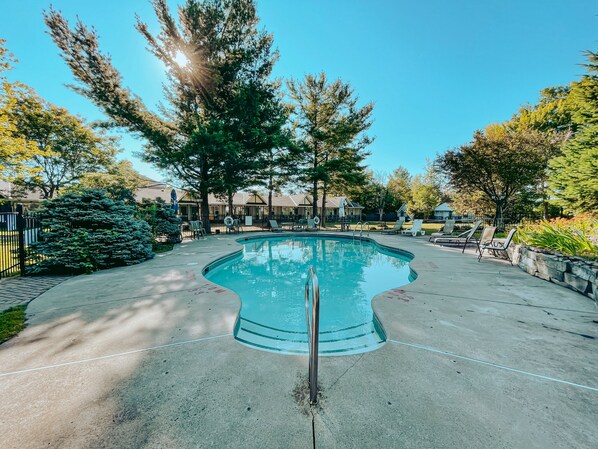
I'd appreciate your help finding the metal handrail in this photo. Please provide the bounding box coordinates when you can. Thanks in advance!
[361,221,370,237]
[352,221,361,237]
[304,267,320,404]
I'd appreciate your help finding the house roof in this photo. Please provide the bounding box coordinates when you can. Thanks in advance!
[135,181,186,203]
[434,202,454,212]
[0,177,363,211]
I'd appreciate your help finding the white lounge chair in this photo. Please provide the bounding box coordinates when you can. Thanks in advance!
[382,218,405,235]
[401,219,426,236]
[431,220,482,253]
[269,220,283,232]
[429,219,456,241]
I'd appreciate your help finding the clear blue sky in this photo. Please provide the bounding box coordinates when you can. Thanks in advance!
[1,0,596,182]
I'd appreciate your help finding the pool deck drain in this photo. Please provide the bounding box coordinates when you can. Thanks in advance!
[0,233,596,448]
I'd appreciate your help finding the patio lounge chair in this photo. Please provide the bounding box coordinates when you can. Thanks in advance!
[428,219,456,241]
[475,226,496,254]
[190,220,206,239]
[401,219,426,236]
[381,218,405,235]
[431,220,482,253]
[269,220,283,232]
[478,228,517,264]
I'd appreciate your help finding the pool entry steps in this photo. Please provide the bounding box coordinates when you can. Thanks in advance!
[234,317,385,356]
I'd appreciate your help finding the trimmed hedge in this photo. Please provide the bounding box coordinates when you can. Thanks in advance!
[30,190,153,274]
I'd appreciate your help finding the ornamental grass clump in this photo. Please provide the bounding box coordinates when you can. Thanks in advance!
[30,190,153,274]
[516,215,598,258]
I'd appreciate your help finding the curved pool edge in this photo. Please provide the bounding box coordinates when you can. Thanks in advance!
[200,231,420,356]
[235,231,418,281]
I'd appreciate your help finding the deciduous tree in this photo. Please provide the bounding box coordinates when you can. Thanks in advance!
[8,88,118,198]
[435,125,557,226]
[0,39,49,183]
[77,160,145,203]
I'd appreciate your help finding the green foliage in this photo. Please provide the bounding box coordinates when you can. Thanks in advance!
[0,40,49,183]
[509,85,575,134]
[30,190,153,274]
[287,72,374,224]
[435,125,558,225]
[409,165,442,218]
[45,0,286,233]
[7,87,119,198]
[0,305,26,344]
[137,199,182,244]
[549,50,598,214]
[516,216,598,258]
[77,160,145,203]
[387,166,412,207]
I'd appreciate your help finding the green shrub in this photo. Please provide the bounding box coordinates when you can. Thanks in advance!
[136,199,182,244]
[30,190,153,274]
[516,215,598,258]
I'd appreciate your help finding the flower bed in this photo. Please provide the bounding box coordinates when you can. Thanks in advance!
[510,245,598,303]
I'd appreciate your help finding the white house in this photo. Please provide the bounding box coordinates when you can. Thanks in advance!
[434,202,454,220]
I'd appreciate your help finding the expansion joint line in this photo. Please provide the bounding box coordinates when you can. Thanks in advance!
[388,339,598,393]
[0,333,232,378]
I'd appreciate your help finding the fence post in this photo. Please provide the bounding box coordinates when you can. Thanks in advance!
[16,204,26,276]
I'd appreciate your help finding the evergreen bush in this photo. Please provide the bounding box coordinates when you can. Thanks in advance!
[136,198,182,244]
[30,190,153,274]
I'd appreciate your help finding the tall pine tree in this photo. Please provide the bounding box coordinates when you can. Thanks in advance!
[45,0,285,232]
[287,72,373,226]
[549,50,598,214]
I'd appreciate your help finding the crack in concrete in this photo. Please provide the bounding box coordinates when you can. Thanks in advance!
[327,353,365,392]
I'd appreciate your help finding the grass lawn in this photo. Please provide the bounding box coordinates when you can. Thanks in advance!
[0,305,27,344]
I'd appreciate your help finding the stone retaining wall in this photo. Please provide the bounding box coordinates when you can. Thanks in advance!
[509,245,598,304]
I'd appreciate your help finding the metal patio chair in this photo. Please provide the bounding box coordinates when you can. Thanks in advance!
[478,228,517,264]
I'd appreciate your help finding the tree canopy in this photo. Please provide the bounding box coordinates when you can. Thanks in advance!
[435,125,558,225]
[7,88,118,198]
[548,50,598,214]
[77,160,145,203]
[0,39,49,184]
[45,0,288,232]
[287,72,373,225]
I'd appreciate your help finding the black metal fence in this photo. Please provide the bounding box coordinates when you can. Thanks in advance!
[0,205,42,278]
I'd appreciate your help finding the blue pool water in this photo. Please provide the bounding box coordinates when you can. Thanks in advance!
[204,236,415,355]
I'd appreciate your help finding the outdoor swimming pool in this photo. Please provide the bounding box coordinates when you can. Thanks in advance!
[204,235,416,355]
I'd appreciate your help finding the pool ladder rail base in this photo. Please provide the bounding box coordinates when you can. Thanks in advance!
[305,267,320,404]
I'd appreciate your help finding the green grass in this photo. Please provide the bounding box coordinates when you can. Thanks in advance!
[0,305,27,344]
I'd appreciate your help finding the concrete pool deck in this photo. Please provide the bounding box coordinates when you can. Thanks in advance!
[0,232,597,448]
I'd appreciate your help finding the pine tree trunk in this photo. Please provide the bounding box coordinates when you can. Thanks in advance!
[227,191,234,218]
[268,177,273,218]
[200,185,211,234]
[312,179,318,218]
[320,184,327,227]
